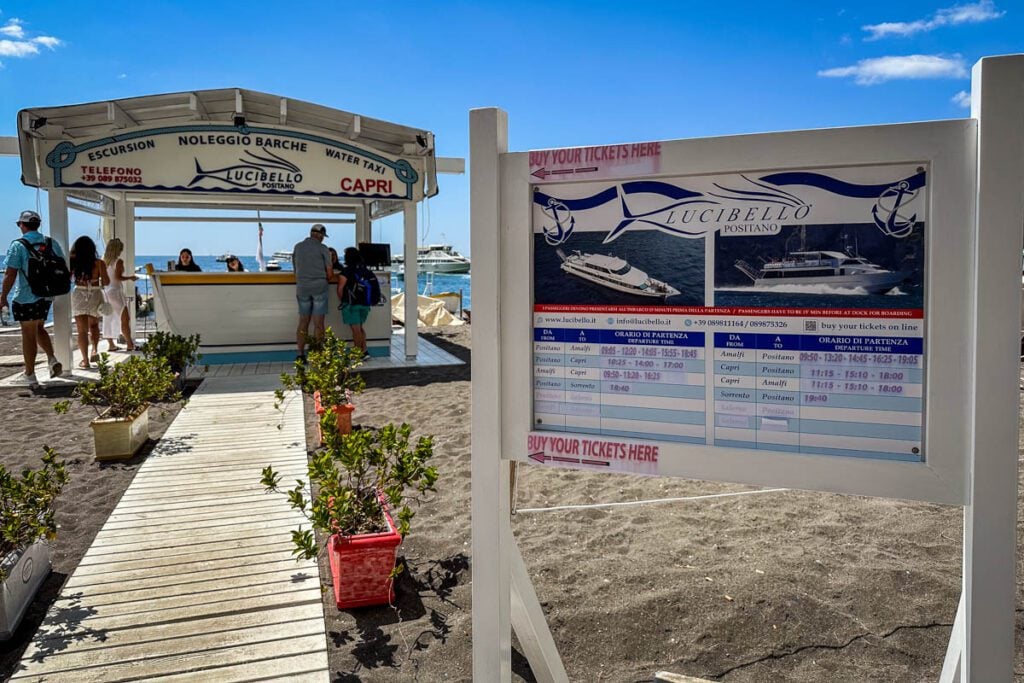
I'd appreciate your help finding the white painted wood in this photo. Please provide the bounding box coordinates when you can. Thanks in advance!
[403,201,419,359]
[939,593,963,682]
[961,54,1024,683]
[16,374,328,680]
[470,106,513,682]
[0,135,17,156]
[509,537,569,683]
[47,190,73,371]
[437,156,466,174]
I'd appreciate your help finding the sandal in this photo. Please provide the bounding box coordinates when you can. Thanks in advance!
[78,360,91,369]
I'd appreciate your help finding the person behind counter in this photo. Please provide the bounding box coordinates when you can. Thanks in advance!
[226,255,245,272]
[328,247,343,274]
[174,248,202,272]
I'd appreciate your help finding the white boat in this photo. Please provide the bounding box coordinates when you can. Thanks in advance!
[265,259,282,271]
[393,244,470,274]
[271,250,292,262]
[215,253,231,262]
[557,249,680,299]
[735,251,906,293]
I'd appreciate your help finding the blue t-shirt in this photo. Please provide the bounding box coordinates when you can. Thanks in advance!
[4,231,66,304]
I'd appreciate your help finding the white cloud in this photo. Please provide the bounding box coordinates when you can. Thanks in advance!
[864,0,1004,40]
[0,18,25,38]
[0,17,63,61]
[952,90,971,107]
[818,55,968,85]
[0,38,38,57]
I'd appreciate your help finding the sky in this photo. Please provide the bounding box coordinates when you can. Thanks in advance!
[0,0,1020,259]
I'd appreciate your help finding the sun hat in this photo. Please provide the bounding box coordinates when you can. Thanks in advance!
[17,210,41,225]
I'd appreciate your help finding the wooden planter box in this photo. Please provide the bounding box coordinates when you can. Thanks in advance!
[327,500,402,610]
[0,541,51,640]
[90,406,149,461]
[313,391,355,438]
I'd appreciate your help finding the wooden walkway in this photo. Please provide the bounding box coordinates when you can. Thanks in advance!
[13,374,329,682]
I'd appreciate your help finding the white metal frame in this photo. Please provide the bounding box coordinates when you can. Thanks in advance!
[471,54,1022,682]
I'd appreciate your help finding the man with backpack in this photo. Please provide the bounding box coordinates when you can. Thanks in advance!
[1,210,69,386]
[336,246,381,355]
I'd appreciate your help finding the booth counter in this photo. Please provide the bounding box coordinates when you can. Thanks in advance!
[151,270,392,363]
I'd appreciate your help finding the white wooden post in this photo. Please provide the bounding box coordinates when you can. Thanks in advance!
[355,206,371,244]
[958,53,1023,683]
[123,199,137,345]
[471,106,512,681]
[46,190,72,370]
[403,201,418,360]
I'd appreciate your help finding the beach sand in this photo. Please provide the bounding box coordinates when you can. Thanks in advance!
[0,327,1021,681]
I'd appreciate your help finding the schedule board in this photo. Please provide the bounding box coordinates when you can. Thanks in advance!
[531,163,928,473]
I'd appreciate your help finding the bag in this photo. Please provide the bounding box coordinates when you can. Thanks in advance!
[98,299,113,316]
[17,238,71,298]
[345,266,383,306]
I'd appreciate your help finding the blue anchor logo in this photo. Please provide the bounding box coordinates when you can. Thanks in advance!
[872,181,918,238]
[541,199,575,246]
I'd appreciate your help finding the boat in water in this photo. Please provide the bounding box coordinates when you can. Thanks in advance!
[393,244,470,274]
[556,249,680,299]
[734,227,908,294]
[215,253,230,262]
[265,259,282,271]
[271,250,292,262]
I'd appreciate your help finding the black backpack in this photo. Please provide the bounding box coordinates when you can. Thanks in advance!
[345,266,383,306]
[17,238,71,298]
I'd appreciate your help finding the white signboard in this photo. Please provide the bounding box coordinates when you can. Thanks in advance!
[31,123,423,200]
[531,163,927,473]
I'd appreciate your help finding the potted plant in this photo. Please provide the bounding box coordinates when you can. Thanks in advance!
[0,447,68,640]
[276,328,365,436]
[142,331,202,382]
[55,354,180,461]
[262,416,436,609]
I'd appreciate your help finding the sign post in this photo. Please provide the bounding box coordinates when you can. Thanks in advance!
[471,54,1022,682]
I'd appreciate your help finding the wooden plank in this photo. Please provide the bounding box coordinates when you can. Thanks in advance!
[141,652,328,683]
[17,375,326,680]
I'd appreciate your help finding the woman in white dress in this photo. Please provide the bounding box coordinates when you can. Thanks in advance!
[102,238,138,351]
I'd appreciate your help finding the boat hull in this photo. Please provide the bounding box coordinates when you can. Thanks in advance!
[754,271,906,294]
[561,263,678,298]
[395,261,471,275]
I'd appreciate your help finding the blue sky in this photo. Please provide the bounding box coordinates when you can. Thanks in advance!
[0,1,1020,258]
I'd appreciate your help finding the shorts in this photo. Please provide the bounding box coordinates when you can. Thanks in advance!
[72,287,104,317]
[341,303,371,326]
[296,291,328,317]
[12,299,51,322]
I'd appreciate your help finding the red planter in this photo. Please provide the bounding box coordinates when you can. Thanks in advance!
[327,500,403,609]
[313,391,355,438]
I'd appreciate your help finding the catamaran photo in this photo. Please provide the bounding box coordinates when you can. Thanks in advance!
[734,250,907,294]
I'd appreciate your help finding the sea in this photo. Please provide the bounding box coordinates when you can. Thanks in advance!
[138,255,473,310]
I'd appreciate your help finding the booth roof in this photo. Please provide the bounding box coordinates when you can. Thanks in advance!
[17,88,434,158]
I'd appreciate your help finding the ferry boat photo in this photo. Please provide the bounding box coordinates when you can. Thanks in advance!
[556,249,680,299]
[393,244,471,274]
[733,227,908,294]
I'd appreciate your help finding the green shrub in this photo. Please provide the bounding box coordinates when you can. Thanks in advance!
[142,331,202,374]
[275,328,365,410]
[55,354,180,419]
[262,417,436,567]
[0,447,69,582]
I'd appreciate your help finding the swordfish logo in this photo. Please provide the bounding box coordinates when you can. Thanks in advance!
[189,148,304,190]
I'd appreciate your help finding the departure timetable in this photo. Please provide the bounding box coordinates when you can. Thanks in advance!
[533,307,925,463]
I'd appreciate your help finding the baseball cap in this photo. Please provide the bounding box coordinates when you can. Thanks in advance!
[310,224,328,237]
[17,210,41,225]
